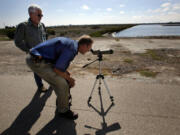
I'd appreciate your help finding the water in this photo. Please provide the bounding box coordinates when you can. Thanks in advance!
[114,25,180,37]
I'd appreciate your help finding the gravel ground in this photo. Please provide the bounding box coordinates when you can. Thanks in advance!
[0,38,180,85]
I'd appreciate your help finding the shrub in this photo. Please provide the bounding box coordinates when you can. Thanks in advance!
[47,29,55,35]
[145,50,163,60]
[91,25,100,29]
[139,69,158,78]
[5,26,16,39]
[59,31,68,36]
[124,58,133,64]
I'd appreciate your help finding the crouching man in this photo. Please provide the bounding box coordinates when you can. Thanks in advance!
[26,35,93,120]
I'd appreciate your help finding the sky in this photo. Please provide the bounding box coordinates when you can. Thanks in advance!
[0,0,180,28]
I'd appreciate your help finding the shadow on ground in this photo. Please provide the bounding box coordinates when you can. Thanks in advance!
[85,87,121,135]
[36,115,76,135]
[1,87,77,135]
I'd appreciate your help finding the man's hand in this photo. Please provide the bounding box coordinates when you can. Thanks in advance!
[38,55,42,59]
[68,77,75,88]
[54,68,75,88]
[66,70,71,76]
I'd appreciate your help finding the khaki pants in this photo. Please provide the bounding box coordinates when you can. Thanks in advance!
[26,55,70,113]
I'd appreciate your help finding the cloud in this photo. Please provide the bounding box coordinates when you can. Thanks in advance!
[161,2,171,8]
[162,7,170,12]
[172,3,180,11]
[120,11,125,14]
[140,2,180,23]
[106,8,112,11]
[131,12,180,23]
[148,8,162,13]
[148,2,180,13]
[132,16,143,19]
[82,5,90,10]
[120,4,125,8]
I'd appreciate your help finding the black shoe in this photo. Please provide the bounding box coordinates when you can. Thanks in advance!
[58,110,78,120]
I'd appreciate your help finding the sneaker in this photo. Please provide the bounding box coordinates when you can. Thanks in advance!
[38,86,48,92]
[58,110,78,120]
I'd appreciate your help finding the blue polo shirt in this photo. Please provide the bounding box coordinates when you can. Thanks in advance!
[30,37,78,72]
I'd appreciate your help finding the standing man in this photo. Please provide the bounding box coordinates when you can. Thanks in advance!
[14,4,48,92]
[26,35,93,120]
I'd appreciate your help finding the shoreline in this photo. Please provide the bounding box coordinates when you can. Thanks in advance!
[112,36,180,39]
[1,35,180,42]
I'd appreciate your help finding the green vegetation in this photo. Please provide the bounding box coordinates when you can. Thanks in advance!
[0,26,16,40]
[123,58,133,64]
[6,27,16,39]
[139,69,158,78]
[47,28,56,35]
[0,26,56,41]
[0,36,10,41]
[47,24,135,37]
[144,49,163,60]
[0,24,135,40]
[89,24,135,37]
[115,38,120,41]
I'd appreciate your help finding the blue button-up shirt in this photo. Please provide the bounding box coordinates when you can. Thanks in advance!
[30,37,78,72]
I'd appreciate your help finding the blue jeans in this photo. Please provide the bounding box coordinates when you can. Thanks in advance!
[34,73,43,88]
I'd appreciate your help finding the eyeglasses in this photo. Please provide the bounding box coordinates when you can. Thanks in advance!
[37,14,43,17]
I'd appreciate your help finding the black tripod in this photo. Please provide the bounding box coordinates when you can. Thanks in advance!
[83,51,114,105]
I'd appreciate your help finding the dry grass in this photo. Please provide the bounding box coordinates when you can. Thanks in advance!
[123,58,133,64]
[138,69,159,78]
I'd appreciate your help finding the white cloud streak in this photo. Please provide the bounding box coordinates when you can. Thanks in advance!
[161,2,171,8]
[147,2,180,14]
[120,4,125,8]
[120,11,125,14]
[82,5,90,10]
[106,8,112,11]
[172,3,180,11]
[131,12,180,23]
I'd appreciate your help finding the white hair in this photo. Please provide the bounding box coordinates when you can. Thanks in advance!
[28,4,42,14]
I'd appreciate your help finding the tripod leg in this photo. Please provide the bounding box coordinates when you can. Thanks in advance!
[88,78,98,105]
[102,78,114,103]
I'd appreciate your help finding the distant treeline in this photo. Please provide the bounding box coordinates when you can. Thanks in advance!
[0,26,56,40]
[46,24,136,38]
[0,26,16,39]
[0,24,136,40]
[136,22,180,26]
[1,22,180,40]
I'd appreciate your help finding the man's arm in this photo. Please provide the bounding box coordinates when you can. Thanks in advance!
[54,68,75,88]
[14,23,29,53]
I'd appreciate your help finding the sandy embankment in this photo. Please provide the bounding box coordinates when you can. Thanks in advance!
[0,38,180,85]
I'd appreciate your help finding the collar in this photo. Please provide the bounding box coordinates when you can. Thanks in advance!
[28,18,41,27]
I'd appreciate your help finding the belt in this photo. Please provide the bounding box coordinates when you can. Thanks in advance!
[29,53,54,64]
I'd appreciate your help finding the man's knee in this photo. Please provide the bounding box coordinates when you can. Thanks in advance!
[55,76,69,88]
[53,77,69,93]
